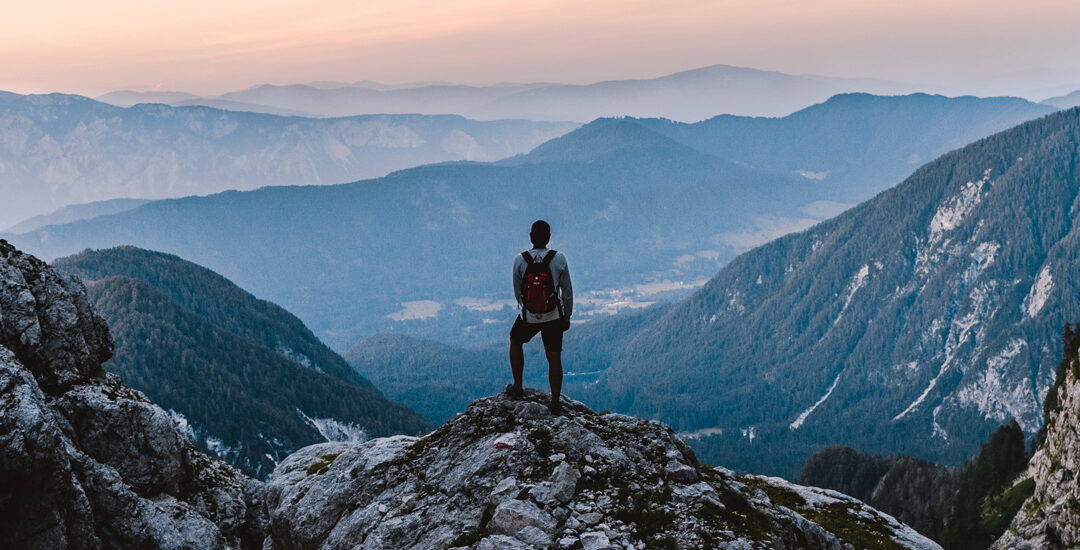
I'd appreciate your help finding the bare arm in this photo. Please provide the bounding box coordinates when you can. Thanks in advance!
[512,255,524,308]
[557,254,573,318]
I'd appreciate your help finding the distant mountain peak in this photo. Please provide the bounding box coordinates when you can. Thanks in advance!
[509,117,715,165]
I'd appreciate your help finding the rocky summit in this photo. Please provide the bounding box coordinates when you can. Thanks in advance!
[0,239,265,550]
[265,388,939,549]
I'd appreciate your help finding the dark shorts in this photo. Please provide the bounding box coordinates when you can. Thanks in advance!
[510,316,564,353]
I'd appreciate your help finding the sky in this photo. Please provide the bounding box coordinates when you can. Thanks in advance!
[3,0,1079,99]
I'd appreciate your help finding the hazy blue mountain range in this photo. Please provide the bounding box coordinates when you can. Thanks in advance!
[2,118,809,349]
[633,93,1055,204]
[96,64,913,122]
[95,90,201,106]
[54,246,432,478]
[5,198,151,234]
[3,94,1060,351]
[343,107,1080,483]
[1040,90,1080,110]
[0,91,576,228]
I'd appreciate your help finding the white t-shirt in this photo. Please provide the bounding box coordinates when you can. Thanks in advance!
[513,247,573,324]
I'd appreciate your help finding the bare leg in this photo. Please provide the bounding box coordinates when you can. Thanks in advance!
[509,337,524,396]
[546,351,563,412]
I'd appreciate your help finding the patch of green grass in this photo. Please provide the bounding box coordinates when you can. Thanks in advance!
[306,452,341,476]
[738,477,807,510]
[802,502,906,550]
[702,484,773,542]
[979,478,1035,535]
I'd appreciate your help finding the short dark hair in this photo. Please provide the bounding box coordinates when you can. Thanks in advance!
[530,220,551,247]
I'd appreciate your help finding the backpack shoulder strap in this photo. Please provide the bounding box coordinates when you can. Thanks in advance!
[521,251,534,264]
[541,250,557,264]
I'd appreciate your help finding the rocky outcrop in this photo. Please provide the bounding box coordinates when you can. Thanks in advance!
[266,388,940,549]
[0,239,111,391]
[0,240,266,550]
[992,334,1080,549]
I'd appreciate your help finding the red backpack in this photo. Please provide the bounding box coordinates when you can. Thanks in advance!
[521,250,560,314]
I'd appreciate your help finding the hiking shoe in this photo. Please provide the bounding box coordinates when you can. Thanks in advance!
[548,400,562,416]
[505,384,524,400]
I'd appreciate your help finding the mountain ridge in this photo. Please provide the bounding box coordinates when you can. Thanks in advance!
[54,246,432,478]
[0,91,576,227]
[97,63,916,122]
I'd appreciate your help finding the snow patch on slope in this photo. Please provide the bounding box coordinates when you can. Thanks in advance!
[929,170,990,241]
[895,283,998,420]
[916,169,991,276]
[298,409,368,443]
[955,339,1037,430]
[276,344,314,369]
[963,241,1000,284]
[205,436,237,459]
[835,264,870,324]
[1023,266,1053,319]
[790,372,842,430]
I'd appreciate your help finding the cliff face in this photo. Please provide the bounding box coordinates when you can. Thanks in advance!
[0,240,266,550]
[993,333,1080,549]
[264,389,941,550]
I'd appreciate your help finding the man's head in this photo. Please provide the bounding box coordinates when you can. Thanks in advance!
[530,220,551,248]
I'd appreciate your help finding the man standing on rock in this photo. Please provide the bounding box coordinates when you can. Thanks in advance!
[508,220,573,414]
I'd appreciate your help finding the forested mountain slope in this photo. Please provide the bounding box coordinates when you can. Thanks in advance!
[55,247,431,478]
[589,107,1080,477]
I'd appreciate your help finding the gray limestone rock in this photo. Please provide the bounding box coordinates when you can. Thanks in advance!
[488,476,519,506]
[265,387,940,549]
[550,461,580,504]
[488,499,558,539]
[664,459,699,483]
[0,240,266,550]
[0,240,111,391]
[580,531,611,550]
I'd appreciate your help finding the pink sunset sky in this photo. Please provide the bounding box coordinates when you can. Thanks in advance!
[3,0,1079,98]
